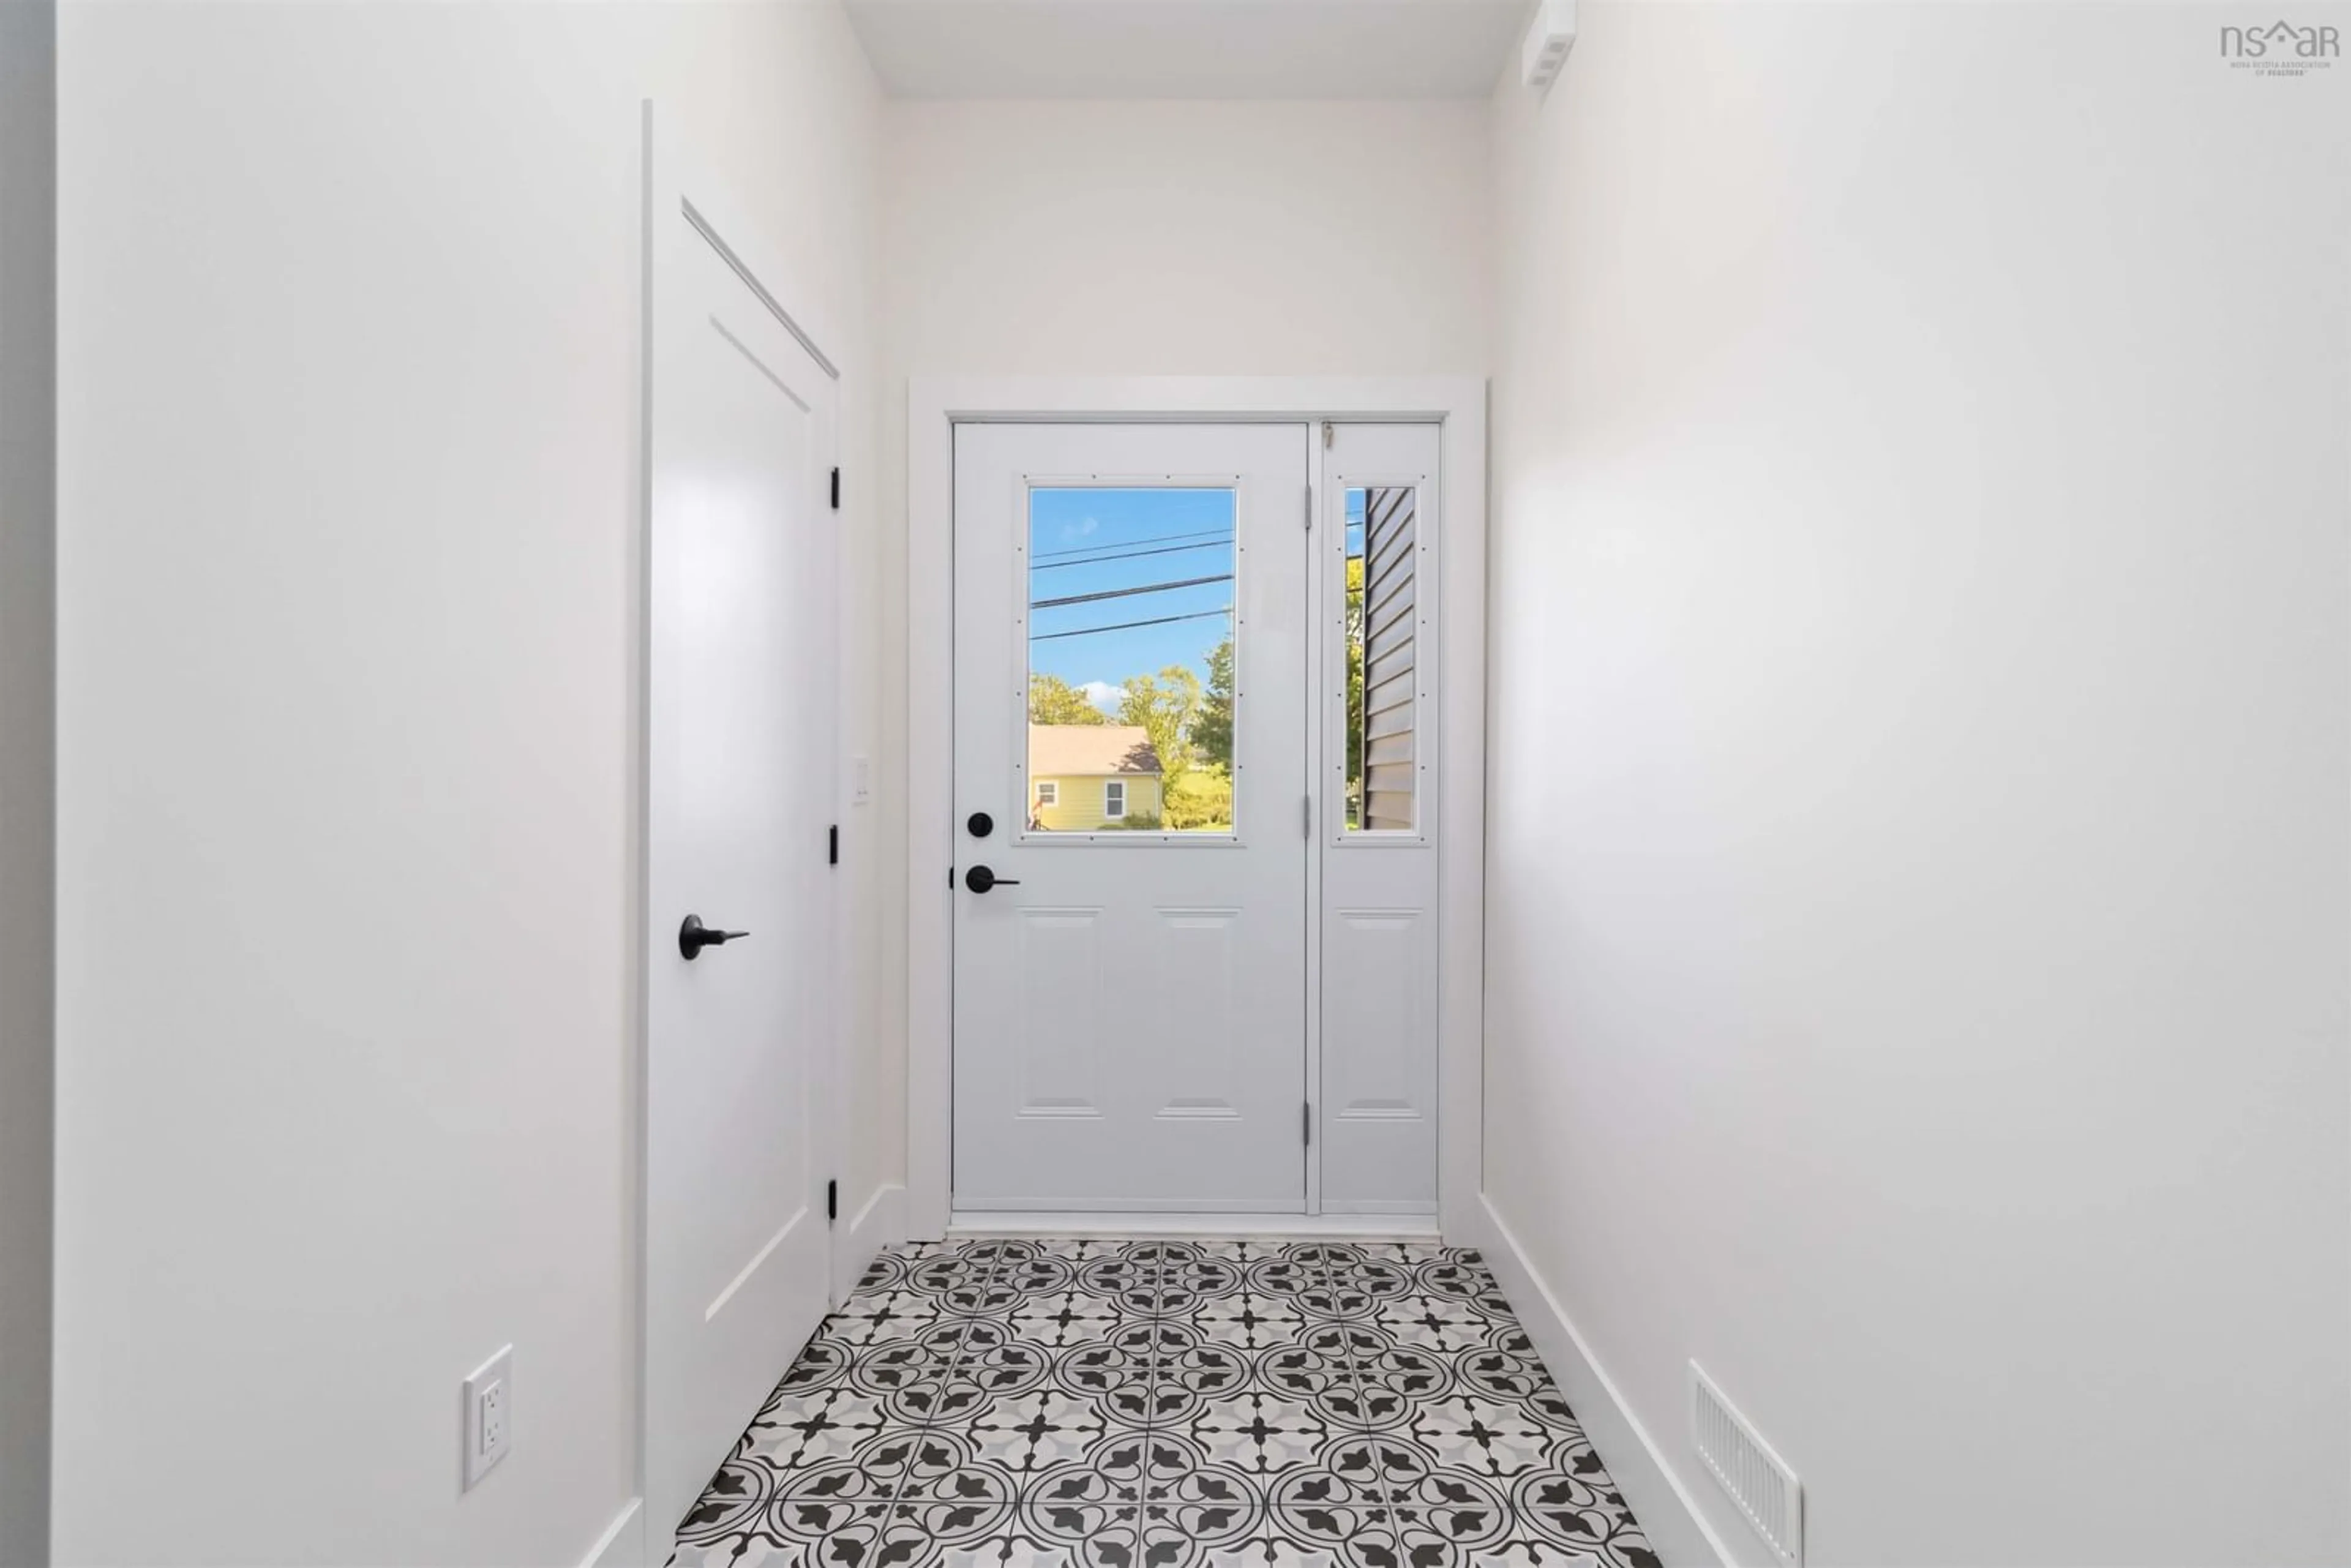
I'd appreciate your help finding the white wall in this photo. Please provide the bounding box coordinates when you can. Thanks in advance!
[883,100,1489,377]
[1485,5,2350,1565]
[878,103,1490,1201]
[0,1,56,1562]
[53,4,885,1562]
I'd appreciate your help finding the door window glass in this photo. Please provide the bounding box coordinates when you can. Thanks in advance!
[1345,486,1419,833]
[1026,487,1237,835]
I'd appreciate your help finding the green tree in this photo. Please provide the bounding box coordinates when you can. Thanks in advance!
[1194,638,1234,773]
[1119,665,1203,789]
[1163,770,1233,832]
[1028,672,1109,727]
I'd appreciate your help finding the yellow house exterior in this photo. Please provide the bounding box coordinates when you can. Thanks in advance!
[1027,724,1164,831]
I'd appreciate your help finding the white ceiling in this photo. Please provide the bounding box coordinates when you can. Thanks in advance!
[843,0,1531,100]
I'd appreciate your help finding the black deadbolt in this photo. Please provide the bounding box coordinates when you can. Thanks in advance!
[678,914,750,959]
[967,811,994,839]
[964,865,1019,894]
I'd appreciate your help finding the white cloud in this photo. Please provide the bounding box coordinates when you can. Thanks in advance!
[1079,680,1125,715]
[1058,516,1100,544]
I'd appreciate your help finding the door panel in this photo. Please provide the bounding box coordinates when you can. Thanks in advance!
[644,195,836,1540]
[1016,907,1107,1116]
[1323,908,1423,1118]
[1153,907,1241,1117]
[953,424,1309,1210]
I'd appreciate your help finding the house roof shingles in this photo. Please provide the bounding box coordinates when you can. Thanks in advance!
[1029,724,1163,776]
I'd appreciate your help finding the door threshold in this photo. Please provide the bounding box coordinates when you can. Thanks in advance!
[948,1211,1442,1240]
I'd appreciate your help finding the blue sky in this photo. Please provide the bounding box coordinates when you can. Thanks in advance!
[1023,489,1374,715]
[1027,488,1237,713]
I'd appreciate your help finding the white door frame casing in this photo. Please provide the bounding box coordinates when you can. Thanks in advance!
[630,103,860,1568]
[906,376,1488,1242]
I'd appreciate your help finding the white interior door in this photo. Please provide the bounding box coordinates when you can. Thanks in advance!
[952,423,1310,1210]
[643,170,838,1542]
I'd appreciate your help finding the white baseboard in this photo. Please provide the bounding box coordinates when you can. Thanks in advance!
[578,1496,643,1568]
[843,1181,907,1288]
[1475,1196,1736,1568]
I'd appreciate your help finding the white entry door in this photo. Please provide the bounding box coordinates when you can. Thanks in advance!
[643,165,838,1542]
[953,424,1310,1210]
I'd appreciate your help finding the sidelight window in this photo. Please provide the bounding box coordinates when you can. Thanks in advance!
[1344,486,1420,833]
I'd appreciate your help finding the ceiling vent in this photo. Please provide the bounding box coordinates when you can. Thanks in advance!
[1521,0,1575,93]
[1690,1362,1803,1566]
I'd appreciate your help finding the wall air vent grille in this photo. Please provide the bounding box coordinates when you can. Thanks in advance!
[1690,1362,1802,1566]
[1521,0,1576,91]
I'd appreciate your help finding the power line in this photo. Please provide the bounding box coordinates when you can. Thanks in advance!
[1032,526,1232,563]
[1030,538,1234,572]
[1031,573,1232,612]
[1030,606,1234,643]
[1034,525,1231,560]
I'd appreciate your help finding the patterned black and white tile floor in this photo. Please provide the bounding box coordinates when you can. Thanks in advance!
[671,1239,1660,1568]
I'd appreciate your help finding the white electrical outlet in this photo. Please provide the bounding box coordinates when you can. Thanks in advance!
[462,1345,514,1490]
[481,1379,507,1452]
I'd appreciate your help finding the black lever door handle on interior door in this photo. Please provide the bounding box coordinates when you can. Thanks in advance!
[678,913,750,959]
[964,866,1020,894]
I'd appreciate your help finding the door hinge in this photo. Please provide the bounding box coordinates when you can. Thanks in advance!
[1322,420,1334,449]
[1304,485,1313,531]
[828,823,839,866]
[830,467,841,510]
[827,1179,838,1223]
[1303,793,1311,837]
[1302,1101,1312,1146]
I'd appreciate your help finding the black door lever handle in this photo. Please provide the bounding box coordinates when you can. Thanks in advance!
[964,866,1020,894]
[678,913,750,959]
